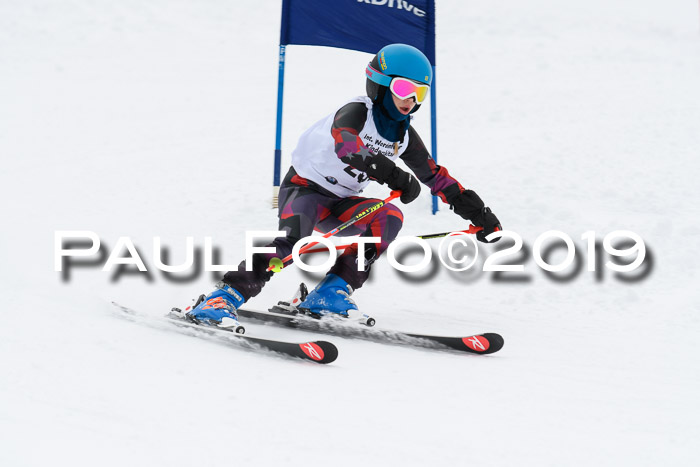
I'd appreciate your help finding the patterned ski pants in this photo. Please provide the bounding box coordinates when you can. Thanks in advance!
[223,170,404,301]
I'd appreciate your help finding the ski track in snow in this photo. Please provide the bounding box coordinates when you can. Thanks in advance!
[1,0,699,466]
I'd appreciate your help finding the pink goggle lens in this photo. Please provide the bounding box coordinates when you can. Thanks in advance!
[390,78,429,103]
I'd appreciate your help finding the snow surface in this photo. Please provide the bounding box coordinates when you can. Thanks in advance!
[2,0,700,465]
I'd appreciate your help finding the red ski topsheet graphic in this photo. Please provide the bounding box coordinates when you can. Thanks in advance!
[299,342,325,361]
[462,335,490,352]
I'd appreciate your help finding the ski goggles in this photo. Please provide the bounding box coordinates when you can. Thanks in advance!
[389,77,430,104]
[366,64,430,103]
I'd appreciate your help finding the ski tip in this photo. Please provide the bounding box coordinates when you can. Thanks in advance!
[298,340,339,364]
[459,333,505,354]
[481,333,505,354]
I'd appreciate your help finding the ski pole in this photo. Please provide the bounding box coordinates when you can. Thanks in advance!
[300,225,485,255]
[267,190,402,272]
[416,225,483,240]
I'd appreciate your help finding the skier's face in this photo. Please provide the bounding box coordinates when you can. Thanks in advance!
[391,93,416,115]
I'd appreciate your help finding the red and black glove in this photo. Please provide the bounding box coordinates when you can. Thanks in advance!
[471,207,502,243]
[451,190,502,243]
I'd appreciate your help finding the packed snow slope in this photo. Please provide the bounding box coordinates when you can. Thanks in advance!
[1,1,699,466]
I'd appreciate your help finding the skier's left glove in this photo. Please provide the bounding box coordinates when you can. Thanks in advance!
[470,207,502,243]
[451,190,502,243]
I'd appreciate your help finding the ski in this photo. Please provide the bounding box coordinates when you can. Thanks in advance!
[111,302,338,364]
[236,306,504,355]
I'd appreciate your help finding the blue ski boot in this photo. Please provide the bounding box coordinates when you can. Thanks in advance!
[299,274,358,318]
[186,281,245,333]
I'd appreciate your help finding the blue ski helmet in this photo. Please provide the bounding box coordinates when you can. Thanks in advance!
[366,43,433,110]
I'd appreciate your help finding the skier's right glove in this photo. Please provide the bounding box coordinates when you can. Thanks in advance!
[341,152,420,204]
[385,167,421,204]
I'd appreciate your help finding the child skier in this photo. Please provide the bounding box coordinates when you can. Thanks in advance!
[188,43,501,328]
